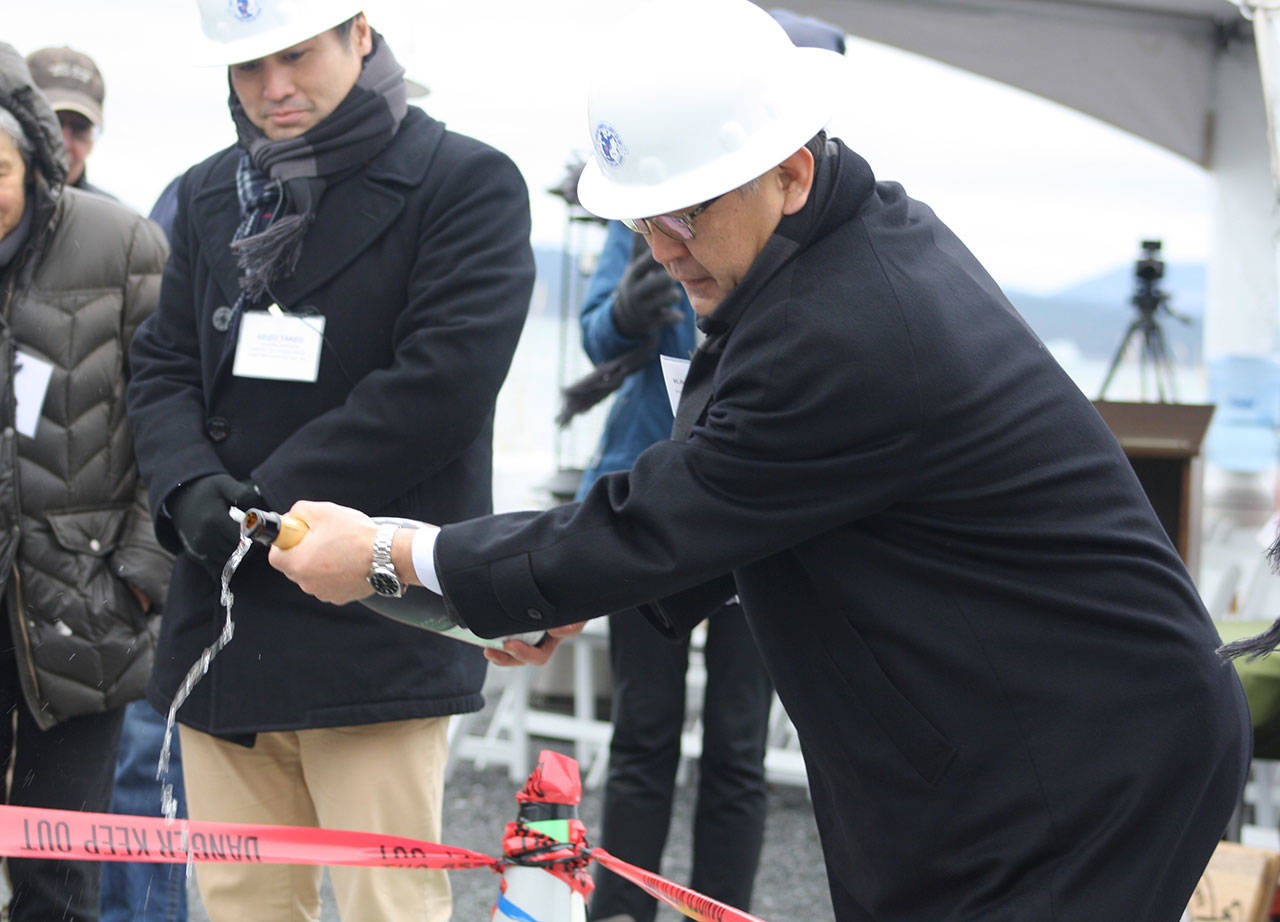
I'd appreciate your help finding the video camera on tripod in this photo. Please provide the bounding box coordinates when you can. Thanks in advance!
[1098,238,1189,402]
[1132,239,1178,319]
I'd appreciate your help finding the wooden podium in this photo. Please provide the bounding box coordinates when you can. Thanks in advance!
[1092,400,1215,581]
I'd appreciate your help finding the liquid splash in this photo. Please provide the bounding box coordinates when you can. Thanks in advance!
[157,518,254,827]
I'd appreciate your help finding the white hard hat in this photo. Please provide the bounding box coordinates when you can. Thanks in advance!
[576,0,848,221]
[192,0,364,66]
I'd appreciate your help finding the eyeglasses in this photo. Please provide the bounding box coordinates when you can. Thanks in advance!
[622,193,724,241]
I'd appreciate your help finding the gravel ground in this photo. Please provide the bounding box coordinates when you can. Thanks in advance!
[186,746,835,922]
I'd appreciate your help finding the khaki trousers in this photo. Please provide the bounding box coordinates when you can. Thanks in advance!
[179,717,452,922]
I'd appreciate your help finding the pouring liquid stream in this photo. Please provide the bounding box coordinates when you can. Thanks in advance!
[157,511,254,828]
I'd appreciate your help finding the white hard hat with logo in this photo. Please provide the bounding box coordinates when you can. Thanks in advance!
[576,0,848,222]
[192,0,365,66]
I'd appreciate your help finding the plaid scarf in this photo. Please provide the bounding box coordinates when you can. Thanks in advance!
[233,153,280,245]
[229,30,407,301]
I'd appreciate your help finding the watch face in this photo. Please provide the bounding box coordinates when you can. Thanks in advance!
[368,568,403,598]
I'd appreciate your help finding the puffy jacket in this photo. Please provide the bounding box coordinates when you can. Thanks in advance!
[0,42,171,729]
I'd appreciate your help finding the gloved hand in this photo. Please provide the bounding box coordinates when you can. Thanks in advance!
[610,249,683,339]
[168,473,260,572]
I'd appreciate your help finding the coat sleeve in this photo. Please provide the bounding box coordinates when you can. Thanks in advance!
[126,169,231,553]
[248,143,534,514]
[120,215,168,354]
[435,271,923,637]
[110,479,174,609]
[636,574,739,639]
[113,212,175,601]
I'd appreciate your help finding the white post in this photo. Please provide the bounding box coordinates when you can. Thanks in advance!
[1205,30,1280,362]
[492,866,588,922]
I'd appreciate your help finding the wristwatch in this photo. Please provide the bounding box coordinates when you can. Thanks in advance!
[367,523,405,598]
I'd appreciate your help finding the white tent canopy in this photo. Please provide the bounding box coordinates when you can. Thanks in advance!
[778,0,1243,167]
[773,0,1275,361]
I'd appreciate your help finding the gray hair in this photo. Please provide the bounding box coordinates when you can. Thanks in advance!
[0,107,32,167]
[739,131,827,197]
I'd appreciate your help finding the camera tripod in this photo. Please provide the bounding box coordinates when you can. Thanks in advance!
[1098,239,1186,403]
[1098,305,1180,402]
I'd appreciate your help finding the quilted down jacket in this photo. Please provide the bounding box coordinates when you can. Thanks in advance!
[0,42,171,729]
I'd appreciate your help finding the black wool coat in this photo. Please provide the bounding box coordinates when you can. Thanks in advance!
[127,108,534,736]
[435,141,1250,920]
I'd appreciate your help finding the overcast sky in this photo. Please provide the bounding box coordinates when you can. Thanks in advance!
[8,0,1212,295]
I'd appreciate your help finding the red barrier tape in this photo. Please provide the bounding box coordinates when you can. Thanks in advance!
[0,805,771,922]
[0,805,501,871]
[591,847,768,922]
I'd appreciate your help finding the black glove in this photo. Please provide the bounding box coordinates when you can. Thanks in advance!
[547,156,587,207]
[168,473,260,572]
[610,249,683,339]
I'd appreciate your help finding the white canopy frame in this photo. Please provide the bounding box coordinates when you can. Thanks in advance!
[771,0,1277,360]
[1238,1,1280,188]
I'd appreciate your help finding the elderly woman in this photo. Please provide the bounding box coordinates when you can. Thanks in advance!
[0,43,170,921]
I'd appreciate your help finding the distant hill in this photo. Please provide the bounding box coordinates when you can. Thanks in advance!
[1006,261,1204,364]
[1052,263,1205,316]
[531,242,1206,365]
[531,240,607,321]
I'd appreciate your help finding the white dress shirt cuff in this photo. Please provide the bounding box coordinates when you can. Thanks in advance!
[409,526,443,595]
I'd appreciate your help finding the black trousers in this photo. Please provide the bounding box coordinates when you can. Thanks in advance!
[0,621,124,922]
[589,604,773,922]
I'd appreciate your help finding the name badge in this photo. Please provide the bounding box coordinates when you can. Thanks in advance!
[232,309,325,383]
[660,355,690,416]
[13,348,54,438]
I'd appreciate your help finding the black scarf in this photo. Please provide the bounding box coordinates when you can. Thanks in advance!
[1219,533,1280,661]
[229,30,407,301]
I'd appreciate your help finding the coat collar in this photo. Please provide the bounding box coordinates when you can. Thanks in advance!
[697,139,875,338]
[191,107,445,310]
[673,140,876,441]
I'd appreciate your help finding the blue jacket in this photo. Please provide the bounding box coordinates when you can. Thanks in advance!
[576,220,697,499]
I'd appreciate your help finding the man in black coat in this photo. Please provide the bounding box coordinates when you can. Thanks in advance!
[268,1,1249,919]
[124,3,533,920]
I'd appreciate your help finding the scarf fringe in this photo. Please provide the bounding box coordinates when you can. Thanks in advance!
[1218,616,1280,661]
[1217,533,1280,661]
[233,213,311,301]
[556,337,660,428]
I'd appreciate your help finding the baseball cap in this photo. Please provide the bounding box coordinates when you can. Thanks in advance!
[26,46,105,129]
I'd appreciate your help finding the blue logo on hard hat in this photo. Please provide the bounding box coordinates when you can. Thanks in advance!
[595,123,626,169]
[229,0,262,21]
